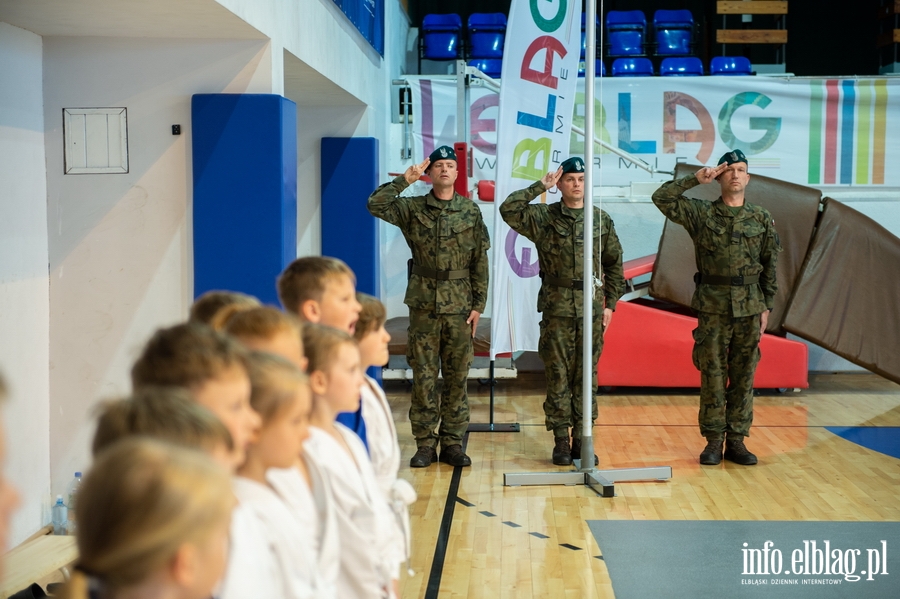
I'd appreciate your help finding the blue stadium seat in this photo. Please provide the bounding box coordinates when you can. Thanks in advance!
[606,10,646,56]
[578,59,606,77]
[422,14,462,60]
[710,56,753,75]
[660,56,703,76]
[467,13,506,59]
[611,57,654,77]
[468,58,502,79]
[653,9,693,56]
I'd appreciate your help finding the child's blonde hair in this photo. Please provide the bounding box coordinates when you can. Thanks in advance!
[246,351,309,424]
[59,438,233,598]
[224,307,303,346]
[131,323,248,391]
[302,323,356,375]
[92,387,233,457]
[189,290,261,329]
[353,293,387,342]
[277,256,356,316]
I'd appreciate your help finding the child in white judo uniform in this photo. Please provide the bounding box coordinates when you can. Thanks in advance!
[222,352,320,599]
[354,294,417,583]
[302,323,396,598]
[225,307,340,598]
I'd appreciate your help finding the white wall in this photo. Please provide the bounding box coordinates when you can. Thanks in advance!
[219,0,387,107]
[42,36,275,496]
[281,0,409,256]
[0,22,51,546]
[1,0,409,522]
[292,104,370,257]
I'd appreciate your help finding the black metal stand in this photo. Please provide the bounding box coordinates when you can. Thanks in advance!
[467,360,520,433]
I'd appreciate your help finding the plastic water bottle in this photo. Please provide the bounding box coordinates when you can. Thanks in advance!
[51,496,67,535]
[66,472,83,535]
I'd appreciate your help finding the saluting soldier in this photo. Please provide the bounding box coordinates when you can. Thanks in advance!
[500,157,624,466]
[651,150,782,466]
[368,146,490,468]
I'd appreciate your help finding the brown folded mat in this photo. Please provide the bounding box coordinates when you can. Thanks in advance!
[783,198,900,385]
[649,163,822,333]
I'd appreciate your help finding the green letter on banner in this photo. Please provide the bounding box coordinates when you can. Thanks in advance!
[530,0,567,33]
[718,92,781,154]
[512,138,552,180]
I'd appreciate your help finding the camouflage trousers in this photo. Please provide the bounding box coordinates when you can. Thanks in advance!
[407,308,473,449]
[691,311,762,439]
[538,313,603,438]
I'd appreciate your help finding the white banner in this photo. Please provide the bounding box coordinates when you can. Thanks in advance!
[490,0,582,356]
[406,78,499,182]
[411,77,900,188]
[575,76,900,187]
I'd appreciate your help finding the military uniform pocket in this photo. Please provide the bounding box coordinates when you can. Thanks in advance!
[741,221,765,259]
[699,217,727,251]
[448,219,477,252]
[410,210,437,245]
[691,326,707,370]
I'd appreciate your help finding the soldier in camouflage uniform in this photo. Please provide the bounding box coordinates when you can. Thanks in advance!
[368,146,490,468]
[501,157,624,466]
[651,150,782,466]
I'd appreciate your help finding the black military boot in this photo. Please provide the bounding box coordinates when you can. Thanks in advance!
[552,437,573,466]
[699,437,724,465]
[409,446,437,468]
[439,444,472,467]
[570,438,599,466]
[724,436,758,466]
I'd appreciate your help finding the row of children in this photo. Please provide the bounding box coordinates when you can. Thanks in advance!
[0,256,414,599]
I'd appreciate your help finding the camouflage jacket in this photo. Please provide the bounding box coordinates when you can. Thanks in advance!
[368,175,491,315]
[651,174,782,317]
[500,180,625,318]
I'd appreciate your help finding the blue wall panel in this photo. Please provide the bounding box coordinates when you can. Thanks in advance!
[321,137,380,297]
[192,94,297,307]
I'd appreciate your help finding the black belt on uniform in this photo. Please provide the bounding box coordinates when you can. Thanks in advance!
[411,264,470,280]
[540,271,583,288]
[694,273,760,286]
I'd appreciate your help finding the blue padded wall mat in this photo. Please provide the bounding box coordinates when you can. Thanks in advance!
[192,94,297,306]
[320,137,380,297]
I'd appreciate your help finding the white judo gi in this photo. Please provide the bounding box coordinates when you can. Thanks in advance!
[304,423,395,599]
[360,375,416,578]
[268,457,340,599]
[218,477,318,599]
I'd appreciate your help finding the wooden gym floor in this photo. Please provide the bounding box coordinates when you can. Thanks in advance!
[390,372,900,599]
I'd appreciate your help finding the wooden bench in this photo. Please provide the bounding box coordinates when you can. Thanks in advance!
[716,0,788,66]
[877,1,899,72]
[0,529,78,597]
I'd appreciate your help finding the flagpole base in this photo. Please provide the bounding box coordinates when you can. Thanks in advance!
[503,465,672,498]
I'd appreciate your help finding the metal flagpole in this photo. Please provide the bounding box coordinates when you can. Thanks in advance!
[504,0,672,496]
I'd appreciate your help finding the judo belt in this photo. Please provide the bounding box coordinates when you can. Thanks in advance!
[694,273,760,286]
[411,264,469,280]
[540,271,583,289]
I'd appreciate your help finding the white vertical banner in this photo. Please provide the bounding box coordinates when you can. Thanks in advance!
[491,0,582,356]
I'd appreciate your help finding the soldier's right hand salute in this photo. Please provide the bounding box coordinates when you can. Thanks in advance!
[404,158,431,184]
[540,166,563,190]
[695,162,728,184]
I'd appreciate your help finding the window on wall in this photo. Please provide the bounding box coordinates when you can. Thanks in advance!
[333,0,384,55]
[63,108,129,175]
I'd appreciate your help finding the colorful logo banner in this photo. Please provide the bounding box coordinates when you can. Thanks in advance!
[490,0,582,355]
[409,77,899,189]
